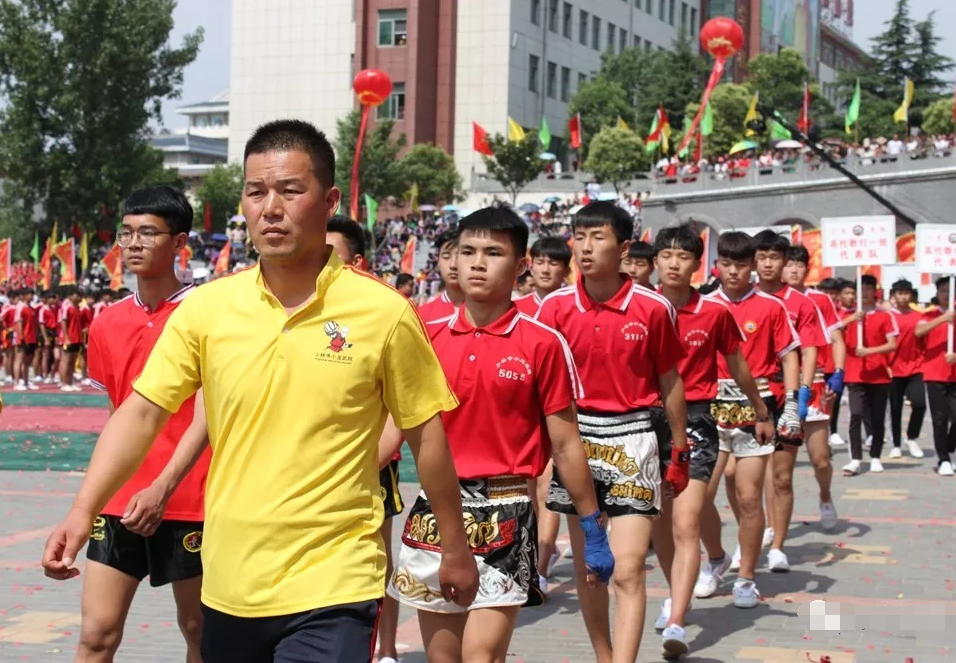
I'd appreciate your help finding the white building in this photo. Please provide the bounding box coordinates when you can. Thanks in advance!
[175,88,230,139]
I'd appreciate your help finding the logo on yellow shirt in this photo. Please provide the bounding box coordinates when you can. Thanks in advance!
[323,321,353,353]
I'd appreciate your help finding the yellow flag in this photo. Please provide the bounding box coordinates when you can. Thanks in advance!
[80,230,89,272]
[617,116,630,130]
[893,78,915,124]
[508,117,526,142]
[661,118,671,153]
[237,201,243,216]
[744,91,759,136]
[408,182,420,213]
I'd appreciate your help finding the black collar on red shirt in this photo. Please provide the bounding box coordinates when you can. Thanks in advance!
[574,274,634,312]
[447,304,521,336]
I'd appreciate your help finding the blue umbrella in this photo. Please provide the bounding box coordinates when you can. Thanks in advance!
[519,203,541,213]
[441,204,457,212]
[543,195,562,203]
[539,152,557,161]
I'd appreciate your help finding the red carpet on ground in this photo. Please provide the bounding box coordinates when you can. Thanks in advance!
[0,406,109,432]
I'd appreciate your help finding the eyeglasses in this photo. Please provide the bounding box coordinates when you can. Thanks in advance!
[117,228,172,248]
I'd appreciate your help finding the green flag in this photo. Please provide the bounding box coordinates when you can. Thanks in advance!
[364,194,378,233]
[645,114,660,154]
[770,119,792,141]
[678,115,693,158]
[845,78,861,134]
[539,116,551,149]
[701,103,713,137]
[29,232,39,264]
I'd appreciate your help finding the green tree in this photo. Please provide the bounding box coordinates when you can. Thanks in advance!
[871,0,916,88]
[0,0,203,237]
[399,143,463,205]
[921,97,955,136]
[745,48,836,136]
[335,110,407,214]
[195,163,243,233]
[684,83,752,157]
[910,12,954,117]
[583,127,648,193]
[482,134,546,204]
[0,193,38,260]
[567,76,634,160]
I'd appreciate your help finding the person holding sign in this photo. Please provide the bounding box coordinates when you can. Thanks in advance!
[888,280,927,460]
[914,277,956,477]
[842,275,899,476]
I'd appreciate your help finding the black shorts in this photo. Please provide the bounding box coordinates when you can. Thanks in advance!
[379,459,404,519]
[18,343,37,354]
[86,514,203,587]
[655,401,719,483]
[62,343,81,353]
[200,599,381,663]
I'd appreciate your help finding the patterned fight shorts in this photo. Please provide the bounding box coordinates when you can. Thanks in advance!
[712,378,779,458]
[388,476,536,613]
[547,409,661,517]
[655,400,720,483]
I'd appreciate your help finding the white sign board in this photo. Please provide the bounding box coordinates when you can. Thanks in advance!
[719,225,792,237]
[821,216,897,267]
[915,224,956,274]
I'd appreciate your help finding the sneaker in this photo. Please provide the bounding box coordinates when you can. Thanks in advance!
[378,658,399,663]
[865,435,872,448]
[26,382,39,391]
[733,579,761,608]
[842,459,861,476]
[694,552,732,598]
[539,574,549,595]
[42,376,52,384]
[654,598,672,630]
[661,624,689,658]
[939,461,955,476]
[819,502,838,531]
[761,527,774,548]
[870,458,884,473]
[767,548,790,572]
[906,439,925,458]
[728,544,742,571]
[888,447,903,459]
[828,433,846,447]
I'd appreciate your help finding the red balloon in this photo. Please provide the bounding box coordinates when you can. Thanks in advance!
[353,69,393,107]
[699,17,744,60]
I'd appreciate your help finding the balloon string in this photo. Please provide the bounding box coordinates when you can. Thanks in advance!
[677,58,726,155]
[350,105,372,221]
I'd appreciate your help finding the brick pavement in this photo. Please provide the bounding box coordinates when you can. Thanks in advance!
[1,432,954,661]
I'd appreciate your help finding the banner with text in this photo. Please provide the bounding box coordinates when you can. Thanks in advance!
[821,216,897,267]
[915,224,956,274]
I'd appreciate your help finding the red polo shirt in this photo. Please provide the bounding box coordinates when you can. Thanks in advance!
[513,292,543,317]
[39,304,57,331]
[536,276,683,413]
[918,307,956,382]
[889,307,923,378]
[806,288,843,373]
[80,303,93,331]
[713,287,800,381]
[670,290,745,401]
[13,302,38,344]
[428,305,582,479]
[62,302,83,345]
[769,285,828,351]
[93,301,108,319]
[843,308,898,384]
[417,291,458,323]
[87,286,210,521]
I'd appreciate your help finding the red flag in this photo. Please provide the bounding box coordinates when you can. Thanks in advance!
[639,228,652,243]
[214,242,231,276]
[39,237,52,289]
[101,243,124,290]
[693,129,703,163]
[204,202,212,233]
[0,238,11,283]
[691,228,710,286]
[568,113,582,149]
[800,229,832,286]
[896,232,916,263]
[648,104,671,147]
[472,122,493,156]
[791,225,803,247]
[400,236,417,274]
[53,239,76,285]
[678,56,724,154]
[179,245,194,270]
[797,82,812,134]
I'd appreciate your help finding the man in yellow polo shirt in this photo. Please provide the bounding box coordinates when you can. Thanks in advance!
[41,119,479,663]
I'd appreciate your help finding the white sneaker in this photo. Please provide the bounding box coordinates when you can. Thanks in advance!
[26,382,39,391]
[906,439,925,458]
[762,527,775,548]
[829,433,846,447]
[870,458,884,473]
[819,502,838,531]
[378,658,399,663]
[654,598,672,630]
[767,548,790,572]
[14,382,27,391]
[43,376,52,384]
[729,544,742,571]
[538,574,549,595]
[694,552,732,598]
[865,435,872,448]
[888,447,903,458]
[733,579,761,608]
[938,461,955,476]
[843,459,862,475]
[661,623,689,658]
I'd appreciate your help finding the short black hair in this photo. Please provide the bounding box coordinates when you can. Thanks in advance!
[517,272,533,285]
[244,119,335,188]
[628,240,656,261]
[573,201,633,244]
[326,214,366,260]
[395,273,415,289]
[457,205,529,257]
[122,185,193,236]
[786,245,810,264]
[861,274,878,288]
[819,277,840,290]
[60,285,78,297]
[653,225,703,260]
[839,279,855,291]
[891,279,914,294]
[753,229,790,253]
[530,236,571,267]
[717,231,756,261]
[936,276,950,289]
[41,289,54,298]
[434,230,459,252]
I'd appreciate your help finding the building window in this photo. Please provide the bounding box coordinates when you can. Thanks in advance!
[579,10,588,44]
[529,54,540,92]
[690,7,697,33]
[619,27,627,53]
[377,9,407,47]
[592,16,601,50]
[547,61,557,98]
[659,0,665,21]
[548,0,558,32]
[578,72,587,89]
[561,66,571,101]
[644,38,652,51]
[607,22,615,51]
[646,0,653,12]
[681,2,688,31]
[634,33,641,48]
[563,2,573,38]
[669,0,676,25]
[377,82,405,119]
[531,0,541,25]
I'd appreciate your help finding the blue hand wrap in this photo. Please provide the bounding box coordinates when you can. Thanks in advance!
[826,369,844,395]
[580,511,614,583]
[798,385,812,420]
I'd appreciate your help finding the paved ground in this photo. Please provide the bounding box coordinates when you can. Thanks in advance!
[0,398,954,660]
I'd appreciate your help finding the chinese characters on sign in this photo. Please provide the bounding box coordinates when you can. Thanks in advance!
[821,216,897,267]
[915,224,956,274]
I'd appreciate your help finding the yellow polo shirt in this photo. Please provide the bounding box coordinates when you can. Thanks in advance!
[133,251,458,617]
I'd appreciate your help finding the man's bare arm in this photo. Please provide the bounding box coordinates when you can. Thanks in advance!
[781,349,800,391]
[830,328,846,371]
[916,311,953,338]
[659,367,688,449]
[800,346,818,386]
[547,405,598,516]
